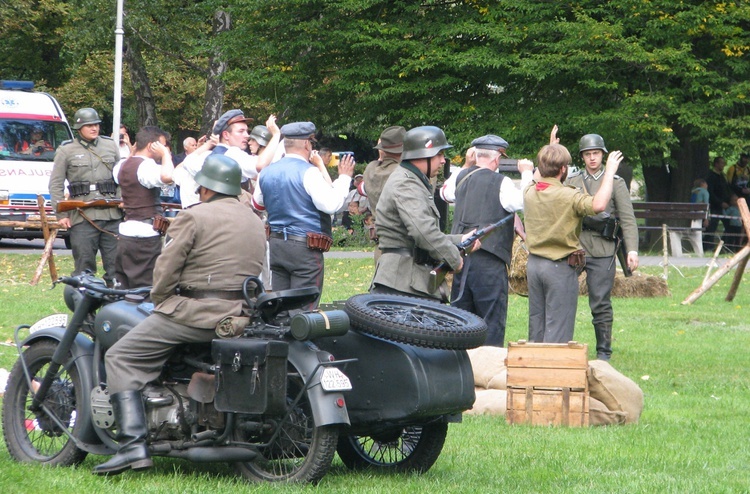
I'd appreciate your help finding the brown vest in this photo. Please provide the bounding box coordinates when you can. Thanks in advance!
[119,156,161,221]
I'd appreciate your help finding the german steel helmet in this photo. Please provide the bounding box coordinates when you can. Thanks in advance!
[72,108,102,130]
[578,134,608,155]
[249,125,272,147]
[401,126,453,160]
[195,154,242,196]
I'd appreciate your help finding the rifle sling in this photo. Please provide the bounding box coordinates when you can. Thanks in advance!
[76,208,119,239]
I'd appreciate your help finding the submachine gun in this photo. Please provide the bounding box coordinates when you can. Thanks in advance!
[428,214,514,293]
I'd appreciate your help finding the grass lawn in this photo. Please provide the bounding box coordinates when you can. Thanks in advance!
[0,252,748,493]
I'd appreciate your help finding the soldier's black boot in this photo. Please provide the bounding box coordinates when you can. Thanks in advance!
[594,324,612,361]
[93,390,153,475]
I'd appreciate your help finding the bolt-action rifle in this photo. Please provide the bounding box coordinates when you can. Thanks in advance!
[56,199,182,213]
[615,226,632,277]
[428,214,514,293]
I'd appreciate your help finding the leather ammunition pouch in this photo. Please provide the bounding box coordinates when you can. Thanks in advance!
[152,215,170,236]
[582,214,619,241]
[306,232,333,252]
[567,249,587,274]
[96,179,117,195]
[68,181,91,198]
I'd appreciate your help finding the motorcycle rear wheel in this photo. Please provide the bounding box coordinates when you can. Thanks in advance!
[2,340,88,466]
[344,294,487,349]
[337,422,448,473]
[233,363,339,483]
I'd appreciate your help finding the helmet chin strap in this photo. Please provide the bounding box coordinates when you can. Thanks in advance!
[426,156,433,179]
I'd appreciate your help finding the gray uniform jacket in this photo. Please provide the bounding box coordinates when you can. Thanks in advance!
[49,136,122,225]
[152,195,266,329]
[567,170,638,257]
[373,164,462,298]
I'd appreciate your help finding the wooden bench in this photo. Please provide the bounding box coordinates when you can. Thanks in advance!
[631,202,709,257]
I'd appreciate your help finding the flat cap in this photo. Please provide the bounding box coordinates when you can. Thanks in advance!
[213,109,252,135]
[471,134,509,156]
[281,121,317,140]
[374,125,406,153]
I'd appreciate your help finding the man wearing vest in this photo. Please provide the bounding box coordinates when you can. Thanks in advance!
[113,126,175,288]
[450,135,534,346]
[253,122,354,309]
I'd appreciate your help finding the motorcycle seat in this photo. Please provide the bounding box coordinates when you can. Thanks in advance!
[255,287,320,322]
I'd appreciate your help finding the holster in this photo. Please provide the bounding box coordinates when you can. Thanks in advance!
[306,232,333,252]
[152,215,170,236]
[582,214,619,241]
[567,249,586,274]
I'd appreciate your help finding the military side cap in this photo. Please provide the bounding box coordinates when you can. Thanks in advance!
[281,122,317,140]
[471,134,509,156]
[213,109,252,135]
[374,125,406,153]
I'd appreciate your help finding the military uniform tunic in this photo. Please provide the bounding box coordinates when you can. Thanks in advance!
[105,195,266,394]
[372,162,462,300]
[49,135,122,284]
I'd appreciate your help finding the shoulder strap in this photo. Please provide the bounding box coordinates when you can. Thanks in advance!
[455,167,484,193]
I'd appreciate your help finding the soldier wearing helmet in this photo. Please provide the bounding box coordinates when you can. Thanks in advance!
[565,130,639,361]
[49,107,122,287]
[371,125,480,301]
[97,153,266,476]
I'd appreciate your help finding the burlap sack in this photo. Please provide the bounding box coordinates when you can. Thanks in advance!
[486,368,508,390]
[588,360,644,424]
[466,388,507,416]
[589,396,628,426]
[467,346,508,389]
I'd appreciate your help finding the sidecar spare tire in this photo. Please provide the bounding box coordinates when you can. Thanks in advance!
[344,294,487,350]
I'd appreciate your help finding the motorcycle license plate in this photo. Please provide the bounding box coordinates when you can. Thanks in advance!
[29,314,68,333]
[320,367,352,392]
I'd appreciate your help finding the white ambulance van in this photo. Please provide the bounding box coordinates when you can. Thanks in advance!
[0,81,73,243]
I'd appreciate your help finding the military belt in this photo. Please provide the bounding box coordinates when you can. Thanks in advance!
[269,231,307,243]
[179,289,245,301]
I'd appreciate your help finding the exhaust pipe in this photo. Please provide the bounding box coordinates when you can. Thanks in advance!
[164,446,258,463]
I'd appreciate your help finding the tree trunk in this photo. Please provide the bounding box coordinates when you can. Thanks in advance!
[124,37,158,127]
[671,125,709,202]
[200,10,231,136]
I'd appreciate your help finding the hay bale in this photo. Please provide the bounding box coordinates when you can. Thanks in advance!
[579,270,670,298]
[508,237,529,296]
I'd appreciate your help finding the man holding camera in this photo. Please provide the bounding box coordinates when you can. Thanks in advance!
[566,133,639,361]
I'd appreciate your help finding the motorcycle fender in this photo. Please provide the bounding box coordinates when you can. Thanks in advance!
[21,327,103,448]
[287,340,350,427]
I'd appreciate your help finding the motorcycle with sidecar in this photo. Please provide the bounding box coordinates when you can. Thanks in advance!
[1,273,486,483]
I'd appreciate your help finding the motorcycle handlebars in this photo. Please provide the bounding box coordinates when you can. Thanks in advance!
[54,274,152,298]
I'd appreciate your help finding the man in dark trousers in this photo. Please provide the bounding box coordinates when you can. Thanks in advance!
[96,154,266,476]
[113,126,175,288]
[450,135,534,347]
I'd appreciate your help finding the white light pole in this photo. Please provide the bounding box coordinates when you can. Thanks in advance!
[113,0,124,138]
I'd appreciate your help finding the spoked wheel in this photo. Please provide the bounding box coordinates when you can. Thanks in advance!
[233,363,338,483]
[1,340,88,466]
[345,294,487,349]
[337,422,448,473]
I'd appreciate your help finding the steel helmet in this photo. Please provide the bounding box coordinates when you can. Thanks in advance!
[578,134,608,156]
[195,154,242,196]
[401,126,453,160]
[72,108,102,130]
[249,125,272,147]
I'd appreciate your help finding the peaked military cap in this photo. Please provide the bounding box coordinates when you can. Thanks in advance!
[213,109,252,136]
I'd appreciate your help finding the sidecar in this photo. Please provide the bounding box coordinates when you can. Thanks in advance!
[316,293,487,473]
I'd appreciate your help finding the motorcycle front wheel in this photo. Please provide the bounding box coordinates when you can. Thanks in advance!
[336,422,448,473]
[345,294,488,350]
[2,340,88,466]
[233,363,339,483]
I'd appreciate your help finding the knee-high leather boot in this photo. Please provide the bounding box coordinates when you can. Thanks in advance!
[93,390,153,475]
[594,323,613,361]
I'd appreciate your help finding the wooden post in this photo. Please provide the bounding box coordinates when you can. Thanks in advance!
[703,240,724,286]
[683,198,750,305]
[31,195,59,285]
[662,224,669,280]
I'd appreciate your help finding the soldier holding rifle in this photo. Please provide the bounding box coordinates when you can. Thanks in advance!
[49,107,122,287]
[370,126,479,301]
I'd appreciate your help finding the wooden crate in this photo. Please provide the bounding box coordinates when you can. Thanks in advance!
[505,341,589,427]
[507,387,589,427]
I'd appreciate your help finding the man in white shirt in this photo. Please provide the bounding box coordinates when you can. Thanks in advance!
[174,110,280,208]
[252,122,354,309]
[113,126,175,288]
